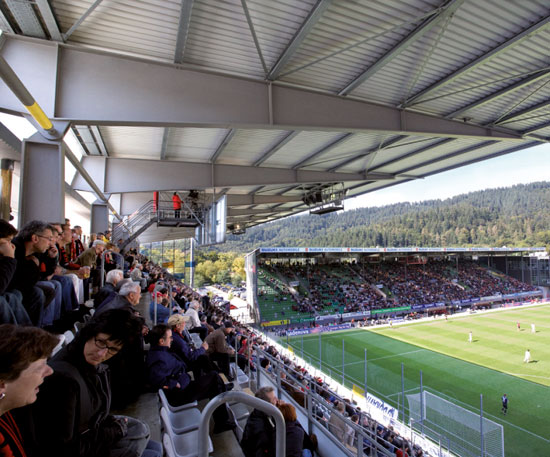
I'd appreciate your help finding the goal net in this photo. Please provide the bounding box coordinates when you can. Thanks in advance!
[407,391,504,457]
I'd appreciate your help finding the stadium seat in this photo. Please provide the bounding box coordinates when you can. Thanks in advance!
[160,407,212,457]
[162,405,202,434]
[158,389,198,413]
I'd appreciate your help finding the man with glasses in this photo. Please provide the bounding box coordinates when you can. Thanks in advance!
[8,220,56,326]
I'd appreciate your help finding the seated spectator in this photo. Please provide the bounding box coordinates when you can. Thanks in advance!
[94,269,124,309]
[149,294,171,324]
[24,309,153,457]
[204,320,236,380]
[167,314,213,380]
[97,281,141,315]
[278,402,311,457]
[145,324,235,434]
[8,220,55,326]
[184,300,207,340]
[76,240,106,300]
[0,220,31,325]
[130,264,146,290]
[0,325,58,457]
[240,386,279,457]
[328,401,347,442]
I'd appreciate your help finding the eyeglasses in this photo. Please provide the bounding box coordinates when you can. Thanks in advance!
[94,337,121,355]
[36,234,55,242]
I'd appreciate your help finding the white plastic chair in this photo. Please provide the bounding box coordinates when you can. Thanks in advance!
[158,389,198,413]
[160,407,213,457]
[163,405,202,434]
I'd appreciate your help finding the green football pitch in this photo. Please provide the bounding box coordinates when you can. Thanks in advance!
[286,304,550,457]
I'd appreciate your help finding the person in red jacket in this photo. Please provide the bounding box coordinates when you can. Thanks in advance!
[172,192,182,218]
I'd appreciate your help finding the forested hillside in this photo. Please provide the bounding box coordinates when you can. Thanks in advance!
[218,182,550,253]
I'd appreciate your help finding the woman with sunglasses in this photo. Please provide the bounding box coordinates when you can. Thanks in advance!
[23,309,154,457]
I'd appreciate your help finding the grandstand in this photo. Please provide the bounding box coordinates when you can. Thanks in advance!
[3,1,550,456]
[248,247,546,328]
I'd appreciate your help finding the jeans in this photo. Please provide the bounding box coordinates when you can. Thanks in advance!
[53,274,79,311]
[0,290,32,325]
[109,416,150,457]
[37,280,62,326]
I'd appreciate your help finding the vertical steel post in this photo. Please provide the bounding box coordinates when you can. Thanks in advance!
[342,339,345,386]
[190,237,195,288]
[319,333,322,371]
[0,159,14,221]
[480,394,484,457]
[420,370,424,435]
[401,362,406,421]
[364,348,368,400]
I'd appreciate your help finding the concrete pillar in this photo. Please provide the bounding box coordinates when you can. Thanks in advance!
[19,133,64,227]
[1,158,14,221]
[91,199,109,234]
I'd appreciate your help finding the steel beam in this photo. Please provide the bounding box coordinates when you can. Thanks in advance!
[403,14,550,108]
[522,121,550,136]
[210,129,235,163]
[160,128,170,160]
[174,0,194,63]
[118,191,301,215]
[75,126,100,155]
[446,69,550,119]
[328,135,408,171]
[35,0,64,42]
[90,126,109,156]
[368,138,455,172]
[5,0,46,38]
[292,133,354,169]
[63,0,105,41]
[494,99,550,125]
[267,0,332,80]
[253,131,299,166]
[228,207,286,217]
[0,36,523,141]
[72,157,387,193]
[338,0,465,96]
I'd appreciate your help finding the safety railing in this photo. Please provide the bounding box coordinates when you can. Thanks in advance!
[99,249,125,287]
[197,391,286,457]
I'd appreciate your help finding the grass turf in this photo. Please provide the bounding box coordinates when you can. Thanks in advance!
[287,304,550,457]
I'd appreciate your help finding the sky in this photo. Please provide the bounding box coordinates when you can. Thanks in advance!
[345,143,550,210]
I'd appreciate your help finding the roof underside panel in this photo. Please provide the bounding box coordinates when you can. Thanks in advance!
[165,127,230,162]
[51,0,181,61]
[100,126,164,159]
[219,128,291,165]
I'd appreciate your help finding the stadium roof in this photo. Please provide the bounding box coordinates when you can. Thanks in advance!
[1,0,549,240]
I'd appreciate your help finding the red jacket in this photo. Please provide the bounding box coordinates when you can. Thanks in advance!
[172,194,182,210]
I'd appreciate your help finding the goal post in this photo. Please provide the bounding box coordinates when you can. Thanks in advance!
[407,390,504,457]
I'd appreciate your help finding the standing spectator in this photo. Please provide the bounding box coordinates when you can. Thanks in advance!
[0,325,58,457]
[172,192,182,218]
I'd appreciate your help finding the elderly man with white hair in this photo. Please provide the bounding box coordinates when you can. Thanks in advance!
[184,300,207,340]
[96,280,141,315]
[94,269,124,309]
[130,263,147,290]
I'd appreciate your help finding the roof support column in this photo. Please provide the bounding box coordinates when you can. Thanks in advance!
[91,199,109,235]
[19,133,65,226]
[1,159,15,221]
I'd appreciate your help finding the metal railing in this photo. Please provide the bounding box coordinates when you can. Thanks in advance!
[197,391,286,457]
[99,249,125,287]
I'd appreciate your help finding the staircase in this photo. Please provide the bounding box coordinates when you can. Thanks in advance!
[113,192,206,251]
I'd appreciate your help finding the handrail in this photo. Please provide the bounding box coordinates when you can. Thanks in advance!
[99,249,124,287]
[197,391,286,457]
